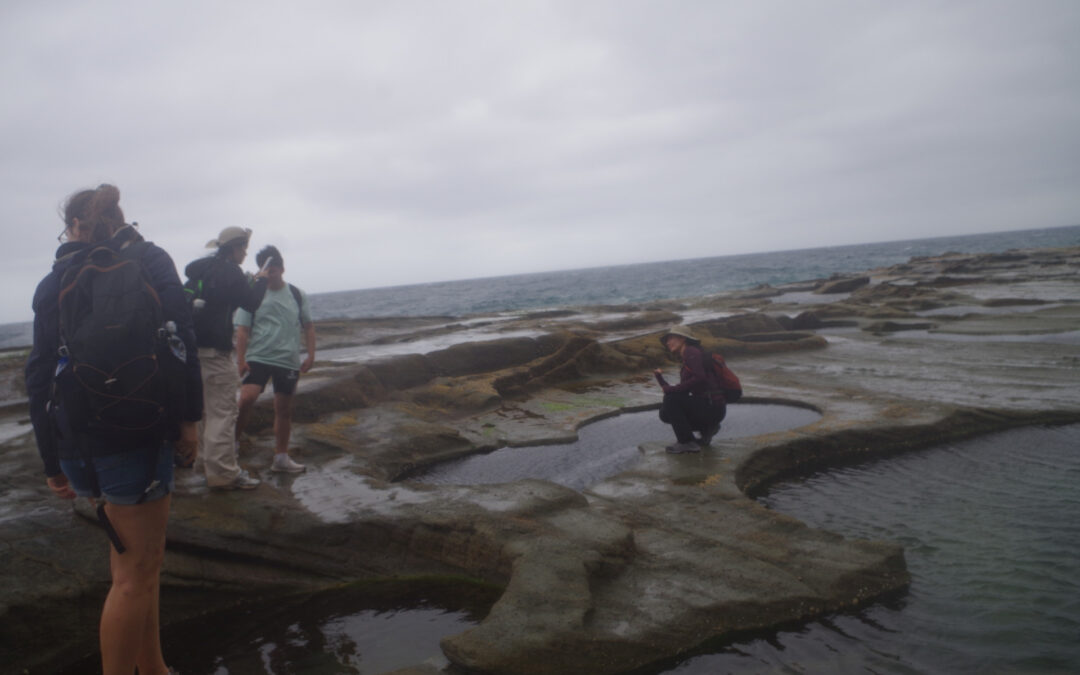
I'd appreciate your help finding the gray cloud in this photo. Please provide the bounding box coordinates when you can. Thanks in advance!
[1,0,1077,323]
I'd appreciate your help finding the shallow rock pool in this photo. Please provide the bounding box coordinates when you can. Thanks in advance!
[103,423,1079,675]
[410,403,821,490]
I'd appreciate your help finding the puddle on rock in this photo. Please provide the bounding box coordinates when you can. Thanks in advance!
[58,582,499,675]
[320,327,548,363]
[410,404,821,490]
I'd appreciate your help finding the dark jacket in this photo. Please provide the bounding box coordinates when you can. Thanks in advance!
[185,254,268,352]
[654,344,724,404]
[25,227,203,477]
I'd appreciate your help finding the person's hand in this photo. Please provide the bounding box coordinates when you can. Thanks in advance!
[237,358,250,377]
[46,473,77,500]
[175,421,198,466]
[300,355,314,373]
[653,368,663,376]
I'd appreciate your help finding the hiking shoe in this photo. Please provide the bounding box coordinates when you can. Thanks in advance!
[271,454,306,473]
[665,442,701,454]
[213,470,260,490]
[699,422,722,447]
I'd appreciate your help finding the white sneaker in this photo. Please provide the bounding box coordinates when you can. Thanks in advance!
[271,454,306,473]
[213,469,261,490]
[665,441,701,454]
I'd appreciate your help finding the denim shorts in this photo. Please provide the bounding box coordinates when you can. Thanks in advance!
[59,444,174,505]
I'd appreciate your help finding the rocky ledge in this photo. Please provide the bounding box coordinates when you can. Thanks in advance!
[2,246,1079,674]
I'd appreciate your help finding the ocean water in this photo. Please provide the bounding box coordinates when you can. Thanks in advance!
[26,224,1079,673]
[663,424,1080,674]
[139,422,1080,675]
[309,224,1080,321]
[3,224,1078,350]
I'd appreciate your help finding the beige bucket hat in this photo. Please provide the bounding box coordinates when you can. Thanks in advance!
[206,226,252,249]
[659,325,700,346]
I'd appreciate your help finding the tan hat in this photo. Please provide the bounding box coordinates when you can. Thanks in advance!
[659,325,700,346]
[206,226,252,249]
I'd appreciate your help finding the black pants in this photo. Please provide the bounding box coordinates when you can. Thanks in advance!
[659,392,726,443]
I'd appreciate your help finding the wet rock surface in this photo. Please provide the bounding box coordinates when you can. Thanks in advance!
[3,246,1079,674]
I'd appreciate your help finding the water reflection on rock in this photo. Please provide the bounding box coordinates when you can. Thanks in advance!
[411,404,821,490]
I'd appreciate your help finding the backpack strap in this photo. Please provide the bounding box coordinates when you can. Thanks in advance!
[250,282,306,327]
[111,223,145,248]
[288,283,304,325]
[119,239,151,262]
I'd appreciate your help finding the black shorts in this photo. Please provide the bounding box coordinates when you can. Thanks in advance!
[243,361,299,395]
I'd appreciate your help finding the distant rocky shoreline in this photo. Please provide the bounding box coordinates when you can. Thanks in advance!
[3,245,1079,674]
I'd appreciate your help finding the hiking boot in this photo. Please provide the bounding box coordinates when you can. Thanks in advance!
[665,442,701,454]
[271,454,306,473]
[699,422,722,447]
[213,469,260,490]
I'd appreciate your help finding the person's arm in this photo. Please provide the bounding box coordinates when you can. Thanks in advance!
[223,263,268,314]
[298,288,315,373]
[26,275,62,479]
[300,322,316,373]
[27,270,81,498]
[235,324,251,376]
[234,304,254,376]
[663,347,710,394]
[46,474,77,500]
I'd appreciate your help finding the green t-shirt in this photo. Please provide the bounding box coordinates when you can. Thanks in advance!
[234,284,311,370]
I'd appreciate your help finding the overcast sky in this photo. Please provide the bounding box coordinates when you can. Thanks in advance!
[2,0,1078,324]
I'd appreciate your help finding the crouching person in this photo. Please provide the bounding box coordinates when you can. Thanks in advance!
[654,325,726,454]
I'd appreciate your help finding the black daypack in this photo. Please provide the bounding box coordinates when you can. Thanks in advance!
[55,241,184,442]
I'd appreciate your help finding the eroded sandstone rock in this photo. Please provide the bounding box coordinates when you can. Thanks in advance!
[815,275,870,294]
[4,245,1080,674]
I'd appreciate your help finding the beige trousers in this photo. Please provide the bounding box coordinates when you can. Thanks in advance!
[198,348,242,487]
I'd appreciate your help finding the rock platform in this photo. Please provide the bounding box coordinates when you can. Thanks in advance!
[2,246,1078,673]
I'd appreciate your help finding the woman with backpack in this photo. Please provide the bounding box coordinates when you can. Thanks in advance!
[653,325,726,454]
[25,184,202,675]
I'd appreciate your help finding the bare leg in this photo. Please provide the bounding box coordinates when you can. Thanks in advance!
[273,392,293,455]
[235,383,263,442]
[99,495,171,675]
[135,568,163,672]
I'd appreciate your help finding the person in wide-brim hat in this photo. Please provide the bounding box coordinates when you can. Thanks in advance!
[184,224,268,491]
[653,325,725,454]
[658,325,700,347]
[205,226,251,250]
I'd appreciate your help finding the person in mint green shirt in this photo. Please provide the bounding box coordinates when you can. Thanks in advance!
[234,245,316,473]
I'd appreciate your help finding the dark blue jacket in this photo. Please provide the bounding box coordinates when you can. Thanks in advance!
[185,253,268,352]
[25,227,203,476]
